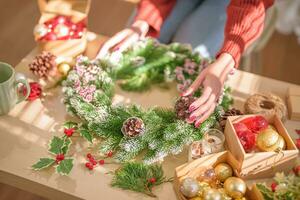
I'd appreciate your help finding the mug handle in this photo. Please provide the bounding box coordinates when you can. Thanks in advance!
[15,73,30,104]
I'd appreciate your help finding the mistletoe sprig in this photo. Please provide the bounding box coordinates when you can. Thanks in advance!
[111,162,172,197]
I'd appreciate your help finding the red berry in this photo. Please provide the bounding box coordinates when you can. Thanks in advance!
[148,177,156,184]
[271,182,277,192]
[64,128,75,137]
[293,165,300,176]
[107,151,113,157]
[99,160,105,165]
[86,153,92,159]
[55,154,65,163]
[91,159,97,166]
[295,129,300,135]
[85,162,93,170]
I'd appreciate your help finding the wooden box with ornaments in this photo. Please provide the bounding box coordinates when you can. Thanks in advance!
[34,0,91,58]
[174,151,263,200]
[224,114,299,180]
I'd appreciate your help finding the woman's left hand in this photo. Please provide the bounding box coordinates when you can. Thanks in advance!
[181,53,235,127]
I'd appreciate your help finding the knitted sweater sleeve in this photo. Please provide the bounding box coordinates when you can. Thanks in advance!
[217,0,274,67]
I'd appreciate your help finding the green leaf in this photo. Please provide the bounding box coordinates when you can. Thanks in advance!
[48,136,64,155]
[79,128,93,143]
[56,158,73,175]
[61,137,72,155]
[32,158,55,170]
[63,121,78,129]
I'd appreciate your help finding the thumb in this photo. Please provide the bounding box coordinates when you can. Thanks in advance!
[181,72,205,96]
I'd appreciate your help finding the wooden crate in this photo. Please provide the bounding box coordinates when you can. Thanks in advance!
[36,0,91,58]
[287,87,300,121]
[224,114,299,179]
[174,151,259,200]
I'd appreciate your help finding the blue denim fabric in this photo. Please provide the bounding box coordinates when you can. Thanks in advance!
[159,0,229,57]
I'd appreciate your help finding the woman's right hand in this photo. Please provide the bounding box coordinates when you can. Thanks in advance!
[96,20,149,59]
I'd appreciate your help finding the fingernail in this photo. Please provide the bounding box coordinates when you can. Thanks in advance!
[189,115,196,121]
[195,122,201,128]
[189,106,195,112]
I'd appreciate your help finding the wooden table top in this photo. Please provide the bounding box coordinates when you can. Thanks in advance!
[0,36,299,200]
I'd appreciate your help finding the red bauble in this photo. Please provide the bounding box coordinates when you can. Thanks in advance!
[233,122,249,136]
[238,130,256,152]
[239,116,268,133]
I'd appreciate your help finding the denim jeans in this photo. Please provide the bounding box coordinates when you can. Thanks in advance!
[159,0,229,58]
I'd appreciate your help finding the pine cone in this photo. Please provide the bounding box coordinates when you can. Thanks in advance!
[219,108,243,130]
[29,51,56,78]
[175,96,196,120]
[121,117,145,138]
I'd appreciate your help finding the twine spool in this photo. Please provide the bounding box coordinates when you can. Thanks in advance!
[244,93,287,121]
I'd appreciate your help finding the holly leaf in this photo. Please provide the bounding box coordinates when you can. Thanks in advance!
[48,136,64,155]
[56,158,73,175]
[61,137,72,155]
[64,121,78,129]
[79,128,93,143]
[32,158,55,170]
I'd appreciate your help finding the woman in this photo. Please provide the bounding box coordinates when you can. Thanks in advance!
[97,0,274,127]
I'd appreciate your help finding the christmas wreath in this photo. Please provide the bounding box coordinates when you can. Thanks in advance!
[32,38,232,176]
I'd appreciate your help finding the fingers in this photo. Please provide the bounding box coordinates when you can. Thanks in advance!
[96,29,131,58]
[181,72,205,96]
[195,102,217,128]
[188,86,212,112]
[188,93,216,121]
[112,32,140,52]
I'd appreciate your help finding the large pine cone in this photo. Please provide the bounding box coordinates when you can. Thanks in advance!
[219,108,243,130]
[175,96,196,120]
[121,117,145,138]
[29,51,56,78]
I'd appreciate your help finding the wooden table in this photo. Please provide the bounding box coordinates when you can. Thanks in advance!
[0,37,300,200]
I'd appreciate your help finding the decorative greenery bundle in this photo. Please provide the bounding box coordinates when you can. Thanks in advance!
[111,162,172,197]
[256,172,300,200]
[32,38,233,175]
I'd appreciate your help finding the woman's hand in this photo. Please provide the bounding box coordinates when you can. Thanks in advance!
[96,20,149,58]
[181,53,235,127]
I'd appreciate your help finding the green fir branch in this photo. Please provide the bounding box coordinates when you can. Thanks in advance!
[111,162,172,197]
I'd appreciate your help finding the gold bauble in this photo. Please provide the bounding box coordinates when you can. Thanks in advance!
[58,63,71,75]
[224,177,246,198]
[197,182,210,197]
[203,188,222,200]
[257,128,279,149]
[262,135,286,152]
[214,163,233,182]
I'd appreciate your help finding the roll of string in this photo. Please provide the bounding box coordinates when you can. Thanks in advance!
[244,93,287,121]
